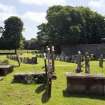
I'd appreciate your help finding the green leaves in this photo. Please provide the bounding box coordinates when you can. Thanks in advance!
[0,16,24,49]
[37,6,105,46]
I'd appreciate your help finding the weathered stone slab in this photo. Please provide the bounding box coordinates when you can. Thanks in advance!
[0,65,13,76]
[8,55,38,64]
[66,72,105,95]
[13,72,46,84]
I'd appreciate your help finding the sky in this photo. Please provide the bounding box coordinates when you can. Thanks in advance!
[0,0,105,40]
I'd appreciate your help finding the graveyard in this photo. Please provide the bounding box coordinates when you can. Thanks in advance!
[0,52,105,105]
[1,1,105,105]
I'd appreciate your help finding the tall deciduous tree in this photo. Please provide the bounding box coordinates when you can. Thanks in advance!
[37,6,105,47]
[0,16,23,49]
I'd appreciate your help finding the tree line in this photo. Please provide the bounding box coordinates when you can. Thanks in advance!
[37,6,105,47]
[1,6,105,50]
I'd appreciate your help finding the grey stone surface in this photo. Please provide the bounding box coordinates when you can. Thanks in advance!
[0,65,13,76]
[66,72,105,95]
[13,72,46,84]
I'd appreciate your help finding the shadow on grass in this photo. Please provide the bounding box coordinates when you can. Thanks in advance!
[63,89,105,100]
[35,84,46,94]
[35,84,51,103]
[41,87,51,103]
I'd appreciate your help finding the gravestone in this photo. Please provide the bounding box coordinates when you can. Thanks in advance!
[8,55,37,64]
[76,51,83,73]
[0,65,13,76]
[13,72,46,84]
[84,52,90,73]
[66,72,105,95]
[32,57,37,64]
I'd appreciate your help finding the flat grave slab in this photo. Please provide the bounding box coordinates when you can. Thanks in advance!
[0,65,13,76]
[7,55,37,64]
[13,72,46,84]
[66,72,105,95]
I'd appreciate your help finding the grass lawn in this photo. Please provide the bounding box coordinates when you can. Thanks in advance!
[0,55,105,105]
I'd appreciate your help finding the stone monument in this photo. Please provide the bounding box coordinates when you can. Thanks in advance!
[76,51,82,73]
[84,52,90,73]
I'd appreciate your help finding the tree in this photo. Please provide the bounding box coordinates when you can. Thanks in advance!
[37,23,49,45]
[0,16,24,49]
[19,34,25,49]
[37,6,105,47]
[78,7,105,44]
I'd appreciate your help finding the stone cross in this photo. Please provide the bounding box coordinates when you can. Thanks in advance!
[44,45,55,97]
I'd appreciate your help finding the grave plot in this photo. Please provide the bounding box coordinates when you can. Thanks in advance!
[65,72,105,95]
[13,72,46,84]
[0,50,20,67]
[0,50,16,76]
[0,65,14,76]
[64,51,105,95]
[7,55,37,64]
[20,56,37,64]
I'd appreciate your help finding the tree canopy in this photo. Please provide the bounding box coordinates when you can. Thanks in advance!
[37,6,105,46]
[0,16,24,49]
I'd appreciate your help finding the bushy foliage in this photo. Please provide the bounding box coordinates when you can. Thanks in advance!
[37,6,105,46]
[0,16,23,49]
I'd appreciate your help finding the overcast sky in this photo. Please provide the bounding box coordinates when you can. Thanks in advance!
[0,0,105,40]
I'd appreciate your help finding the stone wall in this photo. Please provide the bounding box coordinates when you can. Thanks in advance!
[61,44,105,57]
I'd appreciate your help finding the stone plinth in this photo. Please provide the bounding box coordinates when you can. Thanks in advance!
[66,72,105,95]
[13,72,46,84]
[0,65,13,76]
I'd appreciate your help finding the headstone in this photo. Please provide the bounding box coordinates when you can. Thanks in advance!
[0,65,13,76]
[99,54,104,68]
[84,52,90,73]
[13,72,46,84]
[66,72,105,95]
[76,51,82,73]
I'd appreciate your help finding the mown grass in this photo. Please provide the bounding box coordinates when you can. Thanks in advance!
[0,55,105,105]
